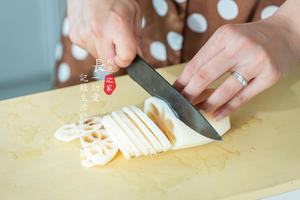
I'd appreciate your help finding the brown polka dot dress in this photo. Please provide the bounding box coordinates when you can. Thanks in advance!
[54,0,285,88]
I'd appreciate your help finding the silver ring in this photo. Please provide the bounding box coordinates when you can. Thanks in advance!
[232,72,247,88]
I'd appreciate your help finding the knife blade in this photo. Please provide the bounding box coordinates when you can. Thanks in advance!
[126,55,222,141]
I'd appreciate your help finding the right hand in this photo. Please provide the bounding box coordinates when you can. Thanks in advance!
[67,0,142,72]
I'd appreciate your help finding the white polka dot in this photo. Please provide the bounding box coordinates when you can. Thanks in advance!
[261,5,278,19]
[150,41,167,61]
[141,16,146,29]
[217,0,239,20]
[58,63,71,83]
[152,0,168,17]
[175,0,186,2]
[167,31,183,51]
[55,42,63,61]
[187,13,207,33]
[71,44,88,60]
[62,18,69,36]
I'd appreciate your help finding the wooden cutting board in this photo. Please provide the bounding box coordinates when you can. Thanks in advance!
[1,63,300,200]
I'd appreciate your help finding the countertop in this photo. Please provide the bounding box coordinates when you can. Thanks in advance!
[0,62,300,200]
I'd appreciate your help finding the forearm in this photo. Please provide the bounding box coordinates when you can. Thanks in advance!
[275,0,300,59]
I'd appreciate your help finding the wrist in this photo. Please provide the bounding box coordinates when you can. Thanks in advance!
[273,1,300,59]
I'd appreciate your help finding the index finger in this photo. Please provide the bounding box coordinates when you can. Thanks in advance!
[173,29,225,91]
[181,50,236,102]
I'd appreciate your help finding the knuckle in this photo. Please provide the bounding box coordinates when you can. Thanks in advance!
[216,24,237,41]
[124,47,136,59]
[267,67,281,84]
[239,36,255,48]
[69,22,90,46]
[194,69,209,83]
[89,19,103,38]
[217,24,235,35]
[69,30,81,46]
[229,36,253,57]
[256,48,269,64]
[118,50,136,64]
[260,48,269,59]
[235,92,248,104]
[186,61,198,74]
[232,90,250,104]
[78,28,89,44]
[111,11,127,27]
[218,86,234,99]
[68,31,76,43]
[223,47,236,59]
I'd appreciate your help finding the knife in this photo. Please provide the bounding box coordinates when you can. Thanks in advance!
[126,55,222,141]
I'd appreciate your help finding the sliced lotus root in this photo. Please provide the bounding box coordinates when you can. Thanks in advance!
[80,129,111,148]
[80,145,118,167]
[54,117,103,142]
[106,114,140,157]
[77,117,104,132]
[54,123,85,142]
[111,111,145,156]
[129,106,172,152]
[122,106,163,153]
[144,97,231,150]
[114,111,155,155]
[102,115,133,159]
[79,129,118,166]
[80,149,94,167]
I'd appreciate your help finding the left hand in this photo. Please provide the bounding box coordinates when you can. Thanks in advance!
[173,13,300,121]
[67,0,142,72]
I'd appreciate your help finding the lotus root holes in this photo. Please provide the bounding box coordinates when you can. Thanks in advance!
[84,119,93,124]
[83,136,93,143]
[105,145,112,150]
[90,149,98,155]
[84,127,93,131]
[102,149,106,155]
[101,134,108,140]
[89,122,98,126]
[91,132,99,138]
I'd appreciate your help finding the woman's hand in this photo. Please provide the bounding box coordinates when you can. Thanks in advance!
[67,0,142,72]
[174,0,300,121]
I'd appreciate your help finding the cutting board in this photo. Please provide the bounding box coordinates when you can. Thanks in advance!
[1,63,300,200]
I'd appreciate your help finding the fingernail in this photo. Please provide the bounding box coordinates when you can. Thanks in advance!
[173,81,184,92]
[199,102,210,113]
[213,110,226,121]
[213,114,223,121]
[105,65,118,73]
